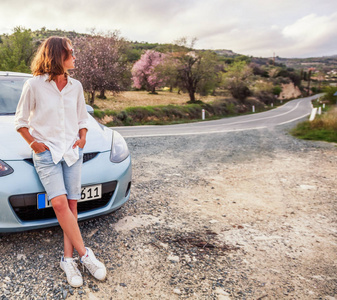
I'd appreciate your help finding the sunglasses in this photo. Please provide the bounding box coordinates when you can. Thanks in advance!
[69,48,75,57]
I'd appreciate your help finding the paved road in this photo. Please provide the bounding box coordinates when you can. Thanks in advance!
[111,94,322,138]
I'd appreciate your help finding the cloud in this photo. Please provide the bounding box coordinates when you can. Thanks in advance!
[281,13,337,56]
[0,0,336,58]
[195,11,337,58]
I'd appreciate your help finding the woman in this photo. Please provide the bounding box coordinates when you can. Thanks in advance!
[14,36,106,287]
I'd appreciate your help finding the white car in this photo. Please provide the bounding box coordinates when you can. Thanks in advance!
[0,71,132,232]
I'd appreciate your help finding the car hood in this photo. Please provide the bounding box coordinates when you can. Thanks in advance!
[1,114,113,161]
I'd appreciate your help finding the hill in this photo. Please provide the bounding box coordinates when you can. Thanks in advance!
[275,55,337,71]
[213,47,337,71]
[1,27,336,74]
[24,28,337,71]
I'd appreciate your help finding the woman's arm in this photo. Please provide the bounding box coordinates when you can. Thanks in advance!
[17,127,49,153]
[73,82,89,149]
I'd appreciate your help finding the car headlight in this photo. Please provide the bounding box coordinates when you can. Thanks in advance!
[110,131,130,163]
[0,160,14,177]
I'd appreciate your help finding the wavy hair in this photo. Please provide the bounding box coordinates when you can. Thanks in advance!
[31,36,72,81]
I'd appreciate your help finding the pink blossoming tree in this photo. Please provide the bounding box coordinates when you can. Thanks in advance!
[73,32,131,106]
[131,50,167,94]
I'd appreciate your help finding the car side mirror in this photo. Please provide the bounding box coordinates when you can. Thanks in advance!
[86,105,94,116]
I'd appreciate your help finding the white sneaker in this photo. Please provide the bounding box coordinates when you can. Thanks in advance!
[80,248,107,281]
[60,256,83,287]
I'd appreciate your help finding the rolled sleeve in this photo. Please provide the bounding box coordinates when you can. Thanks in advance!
[77,86,89,131]
[14,81,35,131]
[78,119,88,131]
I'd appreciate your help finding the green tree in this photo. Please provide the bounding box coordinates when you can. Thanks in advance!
[168,38,219,102]
[222,61,253,103]
[0,27,36,73]
[176,50,219,102]
[277,68,302,87]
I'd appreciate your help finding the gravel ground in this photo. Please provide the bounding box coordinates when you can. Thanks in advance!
[1,121,337,300]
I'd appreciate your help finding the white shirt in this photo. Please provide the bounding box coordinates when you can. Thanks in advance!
[14,74,89,166]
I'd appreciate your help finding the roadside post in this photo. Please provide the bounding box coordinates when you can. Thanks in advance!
[252,105,255,113]
[202,109,205,120]
[309,107,317,121]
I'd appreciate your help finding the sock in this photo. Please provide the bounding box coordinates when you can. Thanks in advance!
[63,256,73,262]
[81,248,88,261]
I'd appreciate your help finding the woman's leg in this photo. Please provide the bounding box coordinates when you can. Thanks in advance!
[60,150,84,257]
[51,195,86,257]
[63,199,79,258]
[55,195,107,281]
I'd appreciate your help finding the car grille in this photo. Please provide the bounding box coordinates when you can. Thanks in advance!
[23,152,100,165]
[9,181,117,222]
[83,152,99,163]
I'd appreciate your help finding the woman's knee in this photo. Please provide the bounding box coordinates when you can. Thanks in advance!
[68,199,78,214]
[51,195,69,213]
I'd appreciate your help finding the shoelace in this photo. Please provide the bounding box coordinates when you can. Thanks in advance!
[82,256,100,274]
[64,259,81,278]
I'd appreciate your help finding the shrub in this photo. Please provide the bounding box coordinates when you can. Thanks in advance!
[322,86,337,104]
[272,86,282,96]
[255,91,275,105]
[94,110,104,119]
[226,103,236,115]
[117,110,128,121]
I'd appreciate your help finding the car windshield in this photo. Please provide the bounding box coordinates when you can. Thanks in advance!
[0,76,29,115]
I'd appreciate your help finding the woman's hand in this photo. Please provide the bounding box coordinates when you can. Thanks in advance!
[31,142,49,154]
[74,128,87,149]
[73,138,86,149]
[17,128,49,154]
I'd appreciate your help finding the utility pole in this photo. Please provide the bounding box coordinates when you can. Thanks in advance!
[307,68,312,96]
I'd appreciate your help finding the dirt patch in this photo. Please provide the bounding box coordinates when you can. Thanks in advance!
[169,151,337,298]
[112,215,161,232]
[279,82,302,100]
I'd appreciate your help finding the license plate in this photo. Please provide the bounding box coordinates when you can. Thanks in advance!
[80,184,102,202]
[37,184,102,209]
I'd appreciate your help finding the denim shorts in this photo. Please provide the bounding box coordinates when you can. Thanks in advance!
[33,149,83,201]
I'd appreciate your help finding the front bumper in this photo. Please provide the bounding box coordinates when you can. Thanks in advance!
[0,151,132,232]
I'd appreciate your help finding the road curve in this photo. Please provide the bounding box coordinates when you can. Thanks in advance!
[111,94,322,138]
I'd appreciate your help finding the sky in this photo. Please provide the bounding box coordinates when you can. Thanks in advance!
[1,0,336,58]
